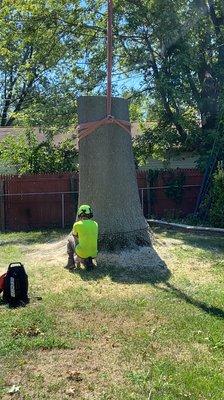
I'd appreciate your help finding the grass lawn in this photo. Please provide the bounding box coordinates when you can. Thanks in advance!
[0,228,224,399]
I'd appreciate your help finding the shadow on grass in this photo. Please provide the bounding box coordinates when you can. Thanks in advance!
[76,265,171,285]
[154,282,224,319]
[0,298,5,306]
[73,249,171,285]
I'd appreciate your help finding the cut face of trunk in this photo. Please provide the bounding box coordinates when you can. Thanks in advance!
[77,96,151,252]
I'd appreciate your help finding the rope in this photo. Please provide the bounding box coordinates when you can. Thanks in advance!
[78,0,132,142]
[107,0,113,117]
[78,116,131,141]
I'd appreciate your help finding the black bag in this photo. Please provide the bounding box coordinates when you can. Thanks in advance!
[3,262,29,307]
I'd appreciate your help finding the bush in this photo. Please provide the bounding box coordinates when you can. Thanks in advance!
[0,129,78,175]
[163,171,186,204]
[209,164,224,228]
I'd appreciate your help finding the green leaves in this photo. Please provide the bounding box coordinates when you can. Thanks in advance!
[0,0,95,127]
[0,128,78,174]
[111,0,224,162]
[0,0,223,167]
[209,163,224,227]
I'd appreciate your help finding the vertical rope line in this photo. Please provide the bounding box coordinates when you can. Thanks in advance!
[107,0,113,116]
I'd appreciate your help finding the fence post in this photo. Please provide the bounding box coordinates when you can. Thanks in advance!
[0,181,5,232]
[61,193,65,228]
[148,187,151,218]
[141,188,144,211]
[70,176,78,203]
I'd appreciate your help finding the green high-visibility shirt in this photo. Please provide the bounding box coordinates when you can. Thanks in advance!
[73,219,98,259]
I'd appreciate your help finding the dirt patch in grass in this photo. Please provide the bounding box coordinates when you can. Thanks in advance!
[1,343,132,399]
[153,340,211,364]
[28,233,168,274]
[154,238,218,284]
[1,327,210,399]
[26,236,68,265]
[26,232,218,288]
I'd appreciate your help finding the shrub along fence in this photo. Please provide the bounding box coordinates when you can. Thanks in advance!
[138,169,203,220]
[0,169,203,231]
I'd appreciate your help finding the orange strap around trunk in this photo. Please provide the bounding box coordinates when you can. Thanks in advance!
[78,116,131,141]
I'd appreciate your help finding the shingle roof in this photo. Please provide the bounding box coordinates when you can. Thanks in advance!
[0,123,143,145]
[0,126,76,145]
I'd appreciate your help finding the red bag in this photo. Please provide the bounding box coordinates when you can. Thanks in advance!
[0,273,6,293]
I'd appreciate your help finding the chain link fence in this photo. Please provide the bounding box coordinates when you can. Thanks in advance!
[0,184,201,231]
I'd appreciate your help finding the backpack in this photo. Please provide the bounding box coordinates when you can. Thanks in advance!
[0,273,6,294]
[3,263,29,307]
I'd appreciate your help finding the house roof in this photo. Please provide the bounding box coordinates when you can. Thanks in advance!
[0,125,199,171]
[0,126,76,145]
[139,153,198,171]
[0,123,143,145]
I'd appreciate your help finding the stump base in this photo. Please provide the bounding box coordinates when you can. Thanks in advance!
[99,228,152,252]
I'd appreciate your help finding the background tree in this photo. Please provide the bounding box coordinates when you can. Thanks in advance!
[0,0,101,128]
[110,0,224,221]
[0,129,78,174]
[1,0,224,171]
[83,0,224,165]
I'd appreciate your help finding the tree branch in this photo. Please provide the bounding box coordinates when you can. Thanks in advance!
[207,0,224,66]
[143,35,187,141]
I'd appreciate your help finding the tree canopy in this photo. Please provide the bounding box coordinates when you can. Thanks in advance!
[0,0,99,128]
[114,0,224,162]
[0,0,224,169]
[84,0,224,162]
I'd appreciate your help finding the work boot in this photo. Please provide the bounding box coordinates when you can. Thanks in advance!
[64,256,75,270]
[84,257,94,271]
[74,255,81,269]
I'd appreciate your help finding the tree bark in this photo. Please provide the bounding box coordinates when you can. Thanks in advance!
[201,72,219,131]
[77,96,151,252]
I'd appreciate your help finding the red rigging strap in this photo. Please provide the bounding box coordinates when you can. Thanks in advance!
[78,0,131,142]
[107,0,113,117]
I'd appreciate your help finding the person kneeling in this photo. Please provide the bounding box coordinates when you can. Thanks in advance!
[65,204,98,271]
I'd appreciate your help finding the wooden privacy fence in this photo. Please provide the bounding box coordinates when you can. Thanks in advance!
[138,169,203,220]
[0,170,203,231]
[0,173,79,231]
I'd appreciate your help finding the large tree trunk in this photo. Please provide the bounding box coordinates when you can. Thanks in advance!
[77,96,151,252]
